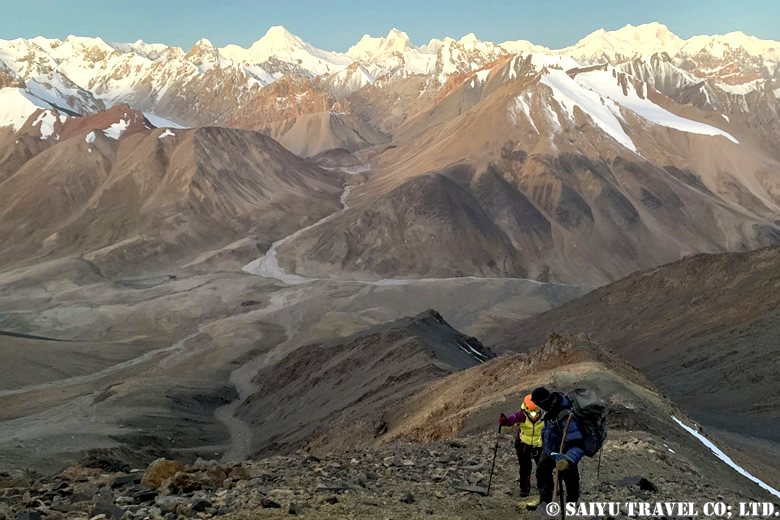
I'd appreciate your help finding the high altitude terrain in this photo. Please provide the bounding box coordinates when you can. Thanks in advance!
[492,247,780,453]
[1,334,777,519]
[2,23,779,284]
[0,22,778,509]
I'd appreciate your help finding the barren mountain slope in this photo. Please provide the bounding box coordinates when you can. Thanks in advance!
[280,171,528,279]
[277,57,780,284]
[265,110,389,157]
[0,106,344,275]
[237,310,494,456]
[490,247,780,444]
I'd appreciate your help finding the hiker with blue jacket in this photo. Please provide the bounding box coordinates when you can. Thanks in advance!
[531,387,584,505]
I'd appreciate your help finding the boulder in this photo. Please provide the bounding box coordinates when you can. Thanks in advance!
[228,465,250,481]
[190,498,212,512]
[91,501,124,519]
[15,512,42,520]
[140,459,186,489]
[109,473,142,489]
[261,498,281,509]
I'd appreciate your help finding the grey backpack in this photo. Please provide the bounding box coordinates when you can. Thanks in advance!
[568,388,607,457]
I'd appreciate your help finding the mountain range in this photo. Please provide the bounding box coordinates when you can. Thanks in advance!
[2,23,779,284]
[2,23,779,138]
[1,20,779,509]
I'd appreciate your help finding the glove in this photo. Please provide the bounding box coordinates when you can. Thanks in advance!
[498,413,509,426]
[556,458,570,471]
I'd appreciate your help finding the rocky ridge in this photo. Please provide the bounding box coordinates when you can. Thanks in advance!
[1,330,777,519]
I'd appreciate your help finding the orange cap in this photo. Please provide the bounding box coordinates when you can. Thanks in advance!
[523,394,539,411]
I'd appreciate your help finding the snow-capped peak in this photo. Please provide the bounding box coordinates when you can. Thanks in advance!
[220,26,351,75]
[612,22,679,41]
[347,28,412,61]
[564,22,685,62]
[193,38,215,49]
[682,31,780,60]
[500,39,550,55]
[386,28,412,48]
[458,33,480,48]
[185,38,229,72]
[251,25,307,55]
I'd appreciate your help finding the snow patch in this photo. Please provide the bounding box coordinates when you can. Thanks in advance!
[25,73,100,114]
[544,102,562,133]
[474,69,490,84]
[530,53,581,72]
[103,119,128,139]
[158,129,175,139]
[457,340,488,363]
[32,110,60,139]
[507,55,519,80]
[574,69,739,144]
[85,131,96,144]
[541,68,638,152]
[509,95,538,133]
[0,88,50,130]
[672,416,780,499]
[143,112,187,129]
[716,79,763,96]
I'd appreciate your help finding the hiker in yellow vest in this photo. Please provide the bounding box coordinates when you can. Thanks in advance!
[498,393,545,497]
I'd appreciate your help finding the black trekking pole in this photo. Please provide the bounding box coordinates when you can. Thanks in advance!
[559,473,566,520]
[486,423,502,496]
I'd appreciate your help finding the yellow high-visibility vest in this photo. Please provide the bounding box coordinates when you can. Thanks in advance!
[519,403,544,447]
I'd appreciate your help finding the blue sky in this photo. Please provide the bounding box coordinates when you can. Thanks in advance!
[3,0,779,50]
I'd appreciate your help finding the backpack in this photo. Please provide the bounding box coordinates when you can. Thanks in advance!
[567,388,607,457]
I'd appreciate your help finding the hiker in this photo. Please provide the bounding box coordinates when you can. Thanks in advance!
[531,387,584,505]
[498,393,545,497]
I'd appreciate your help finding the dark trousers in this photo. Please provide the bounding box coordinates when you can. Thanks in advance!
[537,451,580,503]
[515,439,541,493]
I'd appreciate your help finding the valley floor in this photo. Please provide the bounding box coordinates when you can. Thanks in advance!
[0,259,582,473]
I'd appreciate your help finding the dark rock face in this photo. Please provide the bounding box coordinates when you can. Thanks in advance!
[237,309,494,456]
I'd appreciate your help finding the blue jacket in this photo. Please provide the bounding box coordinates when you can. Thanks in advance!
[541,396,585,464]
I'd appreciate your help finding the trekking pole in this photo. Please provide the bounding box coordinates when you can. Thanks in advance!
[552,412,574,519]
[596,450,602,481]
[486,423,502,496]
